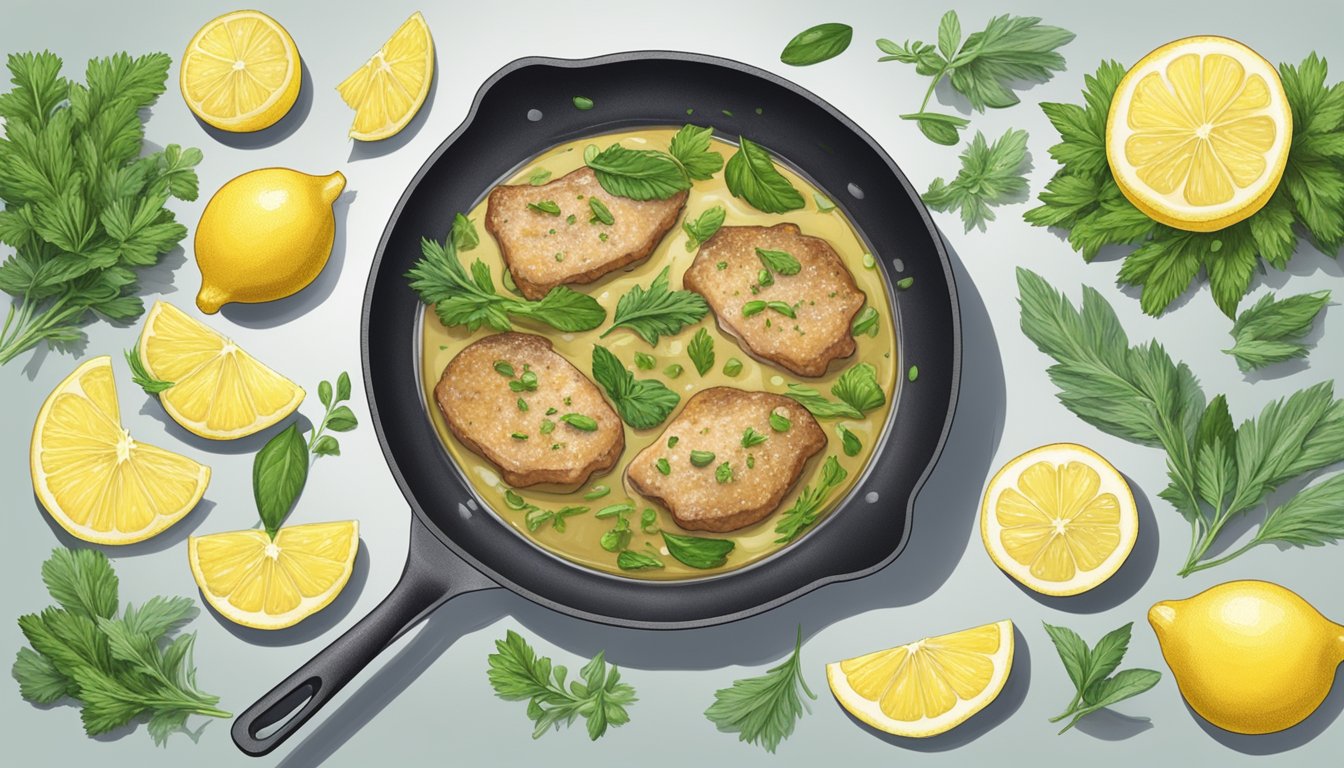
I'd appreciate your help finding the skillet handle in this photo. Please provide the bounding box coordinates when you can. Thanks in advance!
[231,516,496,757]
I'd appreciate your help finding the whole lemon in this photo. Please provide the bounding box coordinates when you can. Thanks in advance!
[194,168,346,313]
[1149,580,1344,735]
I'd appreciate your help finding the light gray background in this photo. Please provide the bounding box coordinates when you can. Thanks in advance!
[2,0,1343,765]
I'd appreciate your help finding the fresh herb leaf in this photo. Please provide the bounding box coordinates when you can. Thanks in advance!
[783,384,863,419]
[640,508,659,533]
[253,424,310,540]
[560,413,599,431]
[587,197,614,225]
[715,461,733,483]
[837,424,861,456]
[924,128,1030,232]
[585,143,690,201]
[408,231,605,333]
[775,456,848,542]
[655,457,671,475]
[528,168,552,186]
[634,351,656,370]
[689,450,716,467]
[766,301,795,318]
[124,342,172,394]
[851,306,879,337]
[704,627,815,752]
[1224,290,1330,372]
[742,300,766,317]
[486,630,637,740]
[724,137,805,214]
[722,357,743,376]
[528,200,561,215]
[832,363,886,414]
[742,427,768,448]
[668,124,724,180]
[591,346,680,429]
[1044,622,1160,734]
[663,532,735,568]
[617,550,663,570]
[1253,474,1344,549]
[770,409,792,432]
[495,360,516,378]
[683,206,726,251]
[572,96,594,110]
[756,247,802,276]
[664,363,684,378]
[781,23,853,66]
[600,266,708,345]
[688,327,715,375]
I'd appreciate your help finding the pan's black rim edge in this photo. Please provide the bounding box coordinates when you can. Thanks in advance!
[360,49,963,630]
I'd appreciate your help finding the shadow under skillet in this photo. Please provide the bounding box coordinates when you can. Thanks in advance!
[1185,665,1344,755]
[346,47,439,163]
[275,589,508,768]
[1072,707,1154,741]
[194,60,314,150]
[35,493,216,557]
[218,190,356,330]
[838,623,1031,751]
[138,396,314,456]
[1013,473,1159,614]
[208,540,372,648]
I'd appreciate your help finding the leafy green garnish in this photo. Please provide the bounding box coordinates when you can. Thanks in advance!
[591,346,680,429]
[124,341,172,394]
[769,409,792,432]
[704,627,815,752]
[832,363,886,413]
[12,548,229,743]
[664,363,684,378]
[814,192,837,212]
[775,456,848,542]
[600,266,708,345]
[783,384,862,419]
[877,11,1074,145]
[683,206,726,251]
[486,629,636,740]
[780,23,853,66]
[527,169,552,186]
[1026,55,1344,317]
[724,137,805,213]
[756,247,802,276]
[408,226,605,332]
[559,413,598,432]
[663,532,735,568]
[451,213,479,251]
[741,427,768,448]
[688,327,715,375]
[617,550,663,570]
[572,96,594,110]
[851,306,879,337]
[668,124,724,180]
[0,52,202,366]
[715,461,733,484]
[836,424,861,456]
[585,143,690,201]
[689,449,716,467]
[587,197,614,225]
[1224,290,1330,372]
[723,357,743,376]
[528,200,561,215]
[633,351,656,370]
[924,128,1029,232]
[1018,268,1344,574]
[1043,622,1160,734]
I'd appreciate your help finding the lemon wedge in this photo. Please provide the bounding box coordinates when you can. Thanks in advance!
[827,620,1014,737]
[336,11,434,141]
[31,356,210,545]
[1106,35,1292,232]
[180,10,302,133]
[980,443,1137,596]
[188,521,359,630]
[137,302,304,440]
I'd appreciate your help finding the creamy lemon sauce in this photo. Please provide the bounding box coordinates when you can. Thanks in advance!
[419,128,898,580]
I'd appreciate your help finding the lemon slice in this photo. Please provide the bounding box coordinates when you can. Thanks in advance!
[980,443,1137,596]
[188,521,359,630]
[180,10,302,132]
[31,356,210,545]
[1106,35,1292,232]
[336,11,434,141]
[137,302,304,440]
[827,620,1014,737]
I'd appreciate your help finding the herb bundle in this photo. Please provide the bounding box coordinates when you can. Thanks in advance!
[704,627,815,752]
[0,52,202,365]
[1026,55,1344,317]
[487,630,637,740]
[1043,622,1160,734]
[1018,269,1344,575]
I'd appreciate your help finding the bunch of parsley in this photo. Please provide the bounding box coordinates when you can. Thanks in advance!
[0,52,201,365]
[1026,55,1344,317]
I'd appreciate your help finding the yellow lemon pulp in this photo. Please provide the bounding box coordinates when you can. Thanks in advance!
[1106,35,1292,232]
[336,11,434,141]
[827,620,1014,737]
[180,10,302,133]
[189,521,359,630]
[31,356,210,544]
[138,301,304,440]
[980,443,1137,596]
[194,168,345,313]
[1150,580,1344,735]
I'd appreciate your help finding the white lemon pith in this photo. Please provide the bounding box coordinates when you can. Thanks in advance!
[31,356,210,544]
[138,302,304,440]
[1106,36,1292,232]
[827,620,1014,737]
[189,521,359,630]
[336,11,435,141]
[980,443,1137,596]
[180,10,302,133]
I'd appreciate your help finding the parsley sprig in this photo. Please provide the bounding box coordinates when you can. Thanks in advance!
[1026,55,1344,317]
[486,630,637,740]
[600,266,708,345]
[704,627,815,753]
[924,128,1030,232]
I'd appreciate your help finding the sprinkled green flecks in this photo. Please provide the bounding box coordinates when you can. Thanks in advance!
[908,365,919,382]
[573,96,594,110]
[897,276,914,290]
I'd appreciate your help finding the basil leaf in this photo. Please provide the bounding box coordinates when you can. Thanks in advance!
[662,532,736,569]
[312,435,341,456]
[683,206,726,251]
[900,112,969,146]
[715,461,733,484]
[688,327,715,376]
[588,197,615,225]
[318,380,332,407]
[561,413,599,431]
[586,143,691,201]
[1081,668,1162,710]
[668,124,724,180]
[325,405,358,432]
[769,409,792,432]
[617,550,663,570]
[253,423,310,539]
[780,22,853,66]
[689,450,716,467]
[756,248,802,276]
[1042,622,1091,693]
[336,371,352,401]
[591,346,680,430]
[741,427,768,448]
[724,138,805,214]
[634,351,656,370]
[784,384,862,419]
[528,168,552,186]
[528,200,561,215]
[851,306,879,337]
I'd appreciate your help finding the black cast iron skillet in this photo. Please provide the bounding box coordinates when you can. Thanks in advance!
[232,51,961,756]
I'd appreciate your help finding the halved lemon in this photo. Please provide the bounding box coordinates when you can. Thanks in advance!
[980,443,1137,596]
[31,357,210,545]
[336,11,434,141]
[827,620,1014,737]
[137,301,304,440]
[188,521,359,630]
[1106,35,1292,232]
[180,10,302,132]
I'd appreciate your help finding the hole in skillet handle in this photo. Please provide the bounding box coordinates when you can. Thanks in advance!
[250,680,320,742]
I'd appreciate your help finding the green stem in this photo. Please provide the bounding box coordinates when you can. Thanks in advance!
[1180,539,1262,575]
[0,297,79,365]
[0,303,15,345]
[917,68,949,113]
[1048,693,1082,723]
[305,392,337,459]
[1057,713,1085,734]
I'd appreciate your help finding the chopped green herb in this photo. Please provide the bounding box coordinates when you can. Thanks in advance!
[566,214,577,225]
[452,213,480,251]
[495,360,516,377]
[896,276,914,290]
[924,129,1030,232]
[641,508,659,534]
[747,454,756,469]
[528,200,562,215]
[775,456,848,542]
[715,462,733,484]
[769,410,792,432]
[511,432,528,441]
[664,363,684,378]
[690,450,716,467]
[688,328,715,375]
[756,248,802,276]
[528,168,552,186]
[837,424,861,456]
[504,489,528,510]
[540,418,556,434]
[862,253,875,269]
[742,427,768,448]
[634,351,656,370]
[742,300,767,317]
[667,436,680,448]
[723,358,744,377]
[516,398,529,412]
[851,306,879,337]
[814,192,837,212]
[588,197,615,225]
[554,252,565,262]
[572,95,594,110]
[545,407,558,415]
[766,301,796,318]
[663,532,735,569]
[596,502,635,519]
[583,485,611,500]
[832,363,886,413]
[508,370,539,392]
[716,261,729,271]
[561,413,598,431]
[683,206,726,251]
[758,269,774,287]
[617,550,663,570]
[908,365,919,382]
[656,458,671,476]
